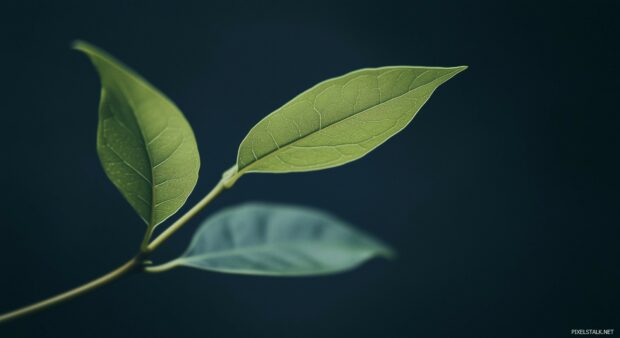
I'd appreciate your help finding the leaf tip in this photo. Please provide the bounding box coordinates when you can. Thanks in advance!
[379,245,397,260]
[71,40,109,62]
[70,40,115,63]
[454,65,469,75]
[71,39,93,53]
[452,65,468,74]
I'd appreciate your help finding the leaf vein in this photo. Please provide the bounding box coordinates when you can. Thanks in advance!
[104,142,153,184]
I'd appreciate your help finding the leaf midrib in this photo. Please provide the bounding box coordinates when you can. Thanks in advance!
[180,240,383,263]
[94,47,159,227]
[238,69,460,173]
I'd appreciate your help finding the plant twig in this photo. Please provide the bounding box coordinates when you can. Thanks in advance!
[144,176,229,253]
[144,260,178,273]
[0,167,237,324]
[0,258,140,324]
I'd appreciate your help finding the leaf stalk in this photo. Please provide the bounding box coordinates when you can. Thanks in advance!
[144,167,236,253]
[0,166,238,324]
[0,258,139,324]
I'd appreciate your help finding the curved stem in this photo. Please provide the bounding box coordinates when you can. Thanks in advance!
[144,260,179,273]
[139,227,153,252]
[0,258,140,324]
[0,166,238,324]
[145,177,228,253]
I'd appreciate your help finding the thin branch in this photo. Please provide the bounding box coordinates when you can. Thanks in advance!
[144,175,230,253]
[0,258,140,324]
[0,166,238,324]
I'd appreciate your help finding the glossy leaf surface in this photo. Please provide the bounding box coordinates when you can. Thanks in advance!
[236,66,466,175]
[74,41,200,229]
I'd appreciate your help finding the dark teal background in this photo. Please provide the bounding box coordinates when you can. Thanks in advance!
[0,1,618,337]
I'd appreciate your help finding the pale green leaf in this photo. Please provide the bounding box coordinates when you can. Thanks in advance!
[152,203,394,276]
[229,66,465,184]
[74,41,200,230]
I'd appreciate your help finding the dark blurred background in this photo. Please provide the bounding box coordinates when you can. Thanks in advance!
[0,1,618,337]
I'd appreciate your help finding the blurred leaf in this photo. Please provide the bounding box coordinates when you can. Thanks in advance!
[74,41,200,230]
[228,66,466,184]
[164,203,394,276]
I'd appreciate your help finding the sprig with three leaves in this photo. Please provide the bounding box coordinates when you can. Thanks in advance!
[0,41,466,323]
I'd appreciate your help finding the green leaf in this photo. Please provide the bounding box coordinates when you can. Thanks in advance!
[73,41,200,230]
[155,203,394,276]
[227,66,465,185]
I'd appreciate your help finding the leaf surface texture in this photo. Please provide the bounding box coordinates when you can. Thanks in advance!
[237,66,466,173]
[175,203,393,276]
[75,41,200,229]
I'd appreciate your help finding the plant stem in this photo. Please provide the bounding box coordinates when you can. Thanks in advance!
[139,227,153,252]
[0,258,140,324]
[144,260,178,273]
[144,177,228,253]
[0,167,237,324]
